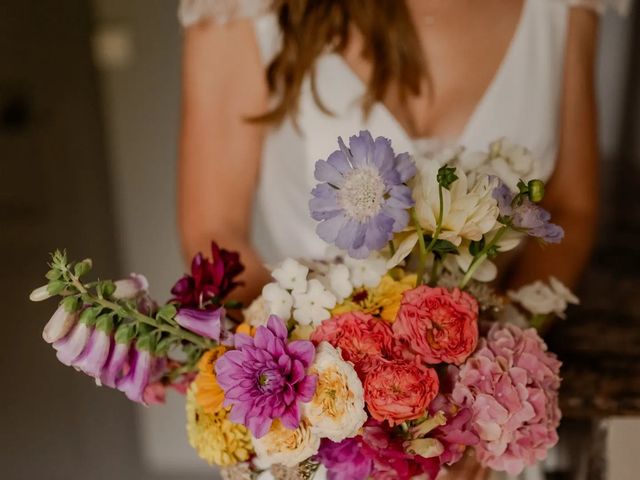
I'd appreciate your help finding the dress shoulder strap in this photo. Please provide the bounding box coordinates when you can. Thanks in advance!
[555,0,633,15]
[178,0,271,27]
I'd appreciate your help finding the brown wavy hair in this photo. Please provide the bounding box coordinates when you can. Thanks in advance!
[253,0,426,124]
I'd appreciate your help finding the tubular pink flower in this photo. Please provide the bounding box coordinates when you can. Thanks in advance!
[100,341,130,388]
[43,305,79,344]
[175,307,223,341]
[113,273,149,299]
[53,322,92,366]
[116,346,153,404]
[74,328,112,378]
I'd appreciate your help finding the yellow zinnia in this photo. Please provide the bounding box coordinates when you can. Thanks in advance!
[332,273,416,322]
[186,384,253,466]
[195,347,226,413]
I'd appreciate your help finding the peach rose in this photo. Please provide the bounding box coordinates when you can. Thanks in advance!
[310,312,395,377]
[393,286,478,365]
[364,359,439,426]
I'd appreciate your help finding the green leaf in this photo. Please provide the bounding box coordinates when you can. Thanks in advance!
[74,259,93,278]
[61,295,81,313]
[115,323,136,344]
[45,269,62,281]
[47,280,66,296]
[136,334,156,352]
[469,237,486,257]
[155,336,175,356]
[96,314,115,332]
[436,165,459,190]
[79,306,101,326]
[224,300,243,310]
[432,239,459,256]
[97,280,116,299]
[157,304,177,321]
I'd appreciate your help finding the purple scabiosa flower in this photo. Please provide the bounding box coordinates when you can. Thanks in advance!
[116,344,153,403]
[175,307,223,341]
[53,321,92,366]
[310,131,416,259]
[215,315,318,438]
[316,437,373,480]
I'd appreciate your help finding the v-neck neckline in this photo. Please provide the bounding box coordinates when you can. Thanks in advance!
[330,0,530,149]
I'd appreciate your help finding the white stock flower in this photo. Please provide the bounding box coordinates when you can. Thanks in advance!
[326,263,353,302]
[484,138,538,191]
[293,279,336,326]
[303,342,367,442]
[243,296,270,327]
[414,162,500,247]
[272,258,309,293]
[252,419,320,468]
[508,276,579,318]
[262,283,293,320]
[344,253,387,288]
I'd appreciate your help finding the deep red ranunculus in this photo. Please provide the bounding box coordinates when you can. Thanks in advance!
[171,241,244,308]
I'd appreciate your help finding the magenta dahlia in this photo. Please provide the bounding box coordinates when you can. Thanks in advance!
[215,315,317,438]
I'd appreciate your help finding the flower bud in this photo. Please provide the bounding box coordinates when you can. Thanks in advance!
[113,274,149,300]
[30,285,52,302]
[527,179,545,203]
[43,305,79,343]
[404,438,444,458]
[74,259,93,278]
[410,411,447,438]
[175,307,223,341]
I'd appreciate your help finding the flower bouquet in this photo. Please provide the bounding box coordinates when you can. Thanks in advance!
[30,131,577,479]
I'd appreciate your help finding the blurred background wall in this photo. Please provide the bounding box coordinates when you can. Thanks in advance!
[0,1,638,479]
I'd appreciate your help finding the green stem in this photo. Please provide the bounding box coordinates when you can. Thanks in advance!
[412,185,446,287]
[66,270,212,349]
[411,208,428,286]
[459,225,508,289]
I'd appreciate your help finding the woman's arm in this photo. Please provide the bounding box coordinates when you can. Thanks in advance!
[179,19,272,304]
[508,8,600,289]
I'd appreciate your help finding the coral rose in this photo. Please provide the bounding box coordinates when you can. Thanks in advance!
[393,286,479,365]
[364,358,439,426]
[310,312,395,377]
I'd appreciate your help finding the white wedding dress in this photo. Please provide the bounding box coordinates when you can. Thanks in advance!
[179,0,631,479]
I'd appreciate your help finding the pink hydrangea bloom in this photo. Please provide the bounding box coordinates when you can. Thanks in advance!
[451,323,561,476]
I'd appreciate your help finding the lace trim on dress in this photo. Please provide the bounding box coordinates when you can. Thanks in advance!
[178,0,271,27]
[561,0,633,15]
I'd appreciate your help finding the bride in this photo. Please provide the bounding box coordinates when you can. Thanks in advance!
[176,0,630,478]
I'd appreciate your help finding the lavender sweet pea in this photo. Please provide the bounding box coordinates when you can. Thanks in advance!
[175,307,223,341]
[310,131,416,259]
[492,179,564,244]
[215,315,318,438]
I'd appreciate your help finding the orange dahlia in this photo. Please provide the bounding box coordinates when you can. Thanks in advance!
[194,346,227,413]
